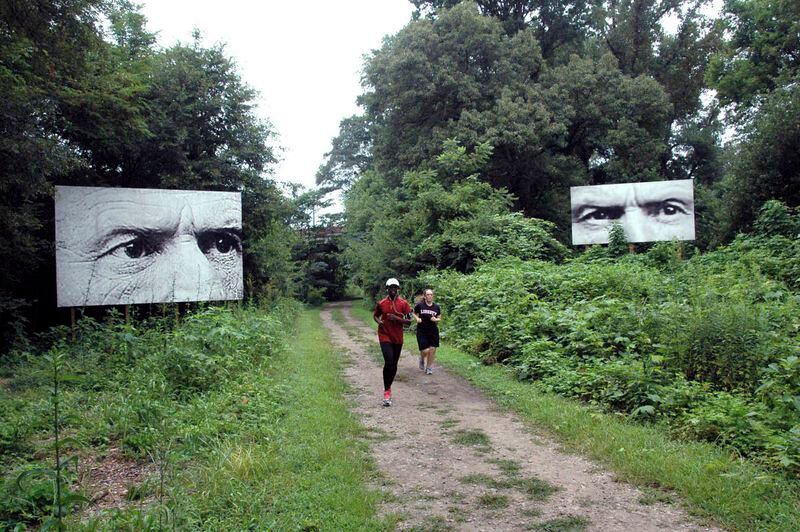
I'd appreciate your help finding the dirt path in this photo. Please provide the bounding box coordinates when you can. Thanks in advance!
[321,301,721,532]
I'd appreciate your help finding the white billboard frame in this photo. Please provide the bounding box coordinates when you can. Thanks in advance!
[55,186,243,307]
[570,179,695,246]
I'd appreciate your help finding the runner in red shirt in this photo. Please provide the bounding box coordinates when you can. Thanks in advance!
[373,278,413,406]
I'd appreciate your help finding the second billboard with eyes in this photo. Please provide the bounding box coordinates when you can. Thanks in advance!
[570,179,695,246]
[55,186,243,307]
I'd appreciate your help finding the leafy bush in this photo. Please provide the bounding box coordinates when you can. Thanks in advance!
[753,200,800,239]
[427,238,800,476]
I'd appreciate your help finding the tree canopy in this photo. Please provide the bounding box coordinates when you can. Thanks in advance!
[0,1,293,347]
[319,0,798,295]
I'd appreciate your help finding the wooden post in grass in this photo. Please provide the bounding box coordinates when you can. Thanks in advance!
[677,241,684,261]
[70,308,76,342]
[124,305,130,325]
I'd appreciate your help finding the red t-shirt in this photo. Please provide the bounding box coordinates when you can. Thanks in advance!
[374,296,412,344]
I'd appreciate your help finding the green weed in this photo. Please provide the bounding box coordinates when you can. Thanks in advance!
[478,493,510,509]
[531,515,590,531]
[439,418,460,430]
[511,477,560,500]
[447,505,468,522]
[638,487,676,506]
[452,429,491,448]
[459,473,495,486]
[488,458,522,476]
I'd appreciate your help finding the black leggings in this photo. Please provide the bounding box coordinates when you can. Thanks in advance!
[380,342,403,391]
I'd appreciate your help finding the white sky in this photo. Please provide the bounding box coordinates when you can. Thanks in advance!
[139,1,414,196]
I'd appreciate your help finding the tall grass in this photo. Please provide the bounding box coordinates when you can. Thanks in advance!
[175,308,391,530]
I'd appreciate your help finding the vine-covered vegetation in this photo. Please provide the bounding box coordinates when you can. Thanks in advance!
[427,202,800,477]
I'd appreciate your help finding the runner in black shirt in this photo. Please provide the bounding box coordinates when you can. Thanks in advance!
[413,288,441,375]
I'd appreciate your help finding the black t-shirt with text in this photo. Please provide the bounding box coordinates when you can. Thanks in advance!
[414,301,441,332]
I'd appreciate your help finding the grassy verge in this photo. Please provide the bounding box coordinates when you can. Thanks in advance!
[2,305,391,530]
[349,303,800,531]
[165,307,391,530]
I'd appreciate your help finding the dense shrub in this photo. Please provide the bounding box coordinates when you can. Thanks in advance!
[427,235,800,476]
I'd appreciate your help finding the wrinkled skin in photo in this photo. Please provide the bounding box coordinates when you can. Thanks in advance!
[55,186,243,306]
[570,180,695,245]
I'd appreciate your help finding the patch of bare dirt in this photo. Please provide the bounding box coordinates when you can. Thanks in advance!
[321,301,721,531]
[78,446,157,517]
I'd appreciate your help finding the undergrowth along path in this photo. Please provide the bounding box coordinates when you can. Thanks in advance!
[321,301,719,532]
[165,307,390,530]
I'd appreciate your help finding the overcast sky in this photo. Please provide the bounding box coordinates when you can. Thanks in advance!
[139,1,414,195]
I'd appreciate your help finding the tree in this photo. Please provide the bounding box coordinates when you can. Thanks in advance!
[716,81,800,238]
[0,2,292,348]
[411,1,720,121]
[0,0,112,344]
[707,0,800,110]
[411,0,595,61]
[294,226,348,304]
[315,114,373,190]
[336,2,673,231]
[360,2,542,183]
[706,0,800,238]
[343,141,567,298]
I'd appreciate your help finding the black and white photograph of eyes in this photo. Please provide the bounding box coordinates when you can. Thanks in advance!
[570,180,695,246]
[55,186,243,307]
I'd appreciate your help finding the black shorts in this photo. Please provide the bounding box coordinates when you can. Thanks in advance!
[416,327,440,350]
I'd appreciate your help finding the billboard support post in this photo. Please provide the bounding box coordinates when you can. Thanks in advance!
[628,243,636,254]
[69,308,75,343]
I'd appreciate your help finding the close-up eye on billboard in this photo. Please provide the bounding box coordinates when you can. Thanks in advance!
[570,179,695,246]
[55,186,243,307]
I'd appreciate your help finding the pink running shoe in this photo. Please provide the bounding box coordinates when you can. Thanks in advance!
[383,389,392,407]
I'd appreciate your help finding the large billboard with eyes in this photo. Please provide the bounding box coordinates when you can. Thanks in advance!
[570,179,695,245]
[55,186,243,307]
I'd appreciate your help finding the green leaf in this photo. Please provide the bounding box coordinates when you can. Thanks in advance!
[60,492,90,506]
[17,467,55,489]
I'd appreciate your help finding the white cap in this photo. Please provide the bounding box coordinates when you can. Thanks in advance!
[385,278,400,287]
